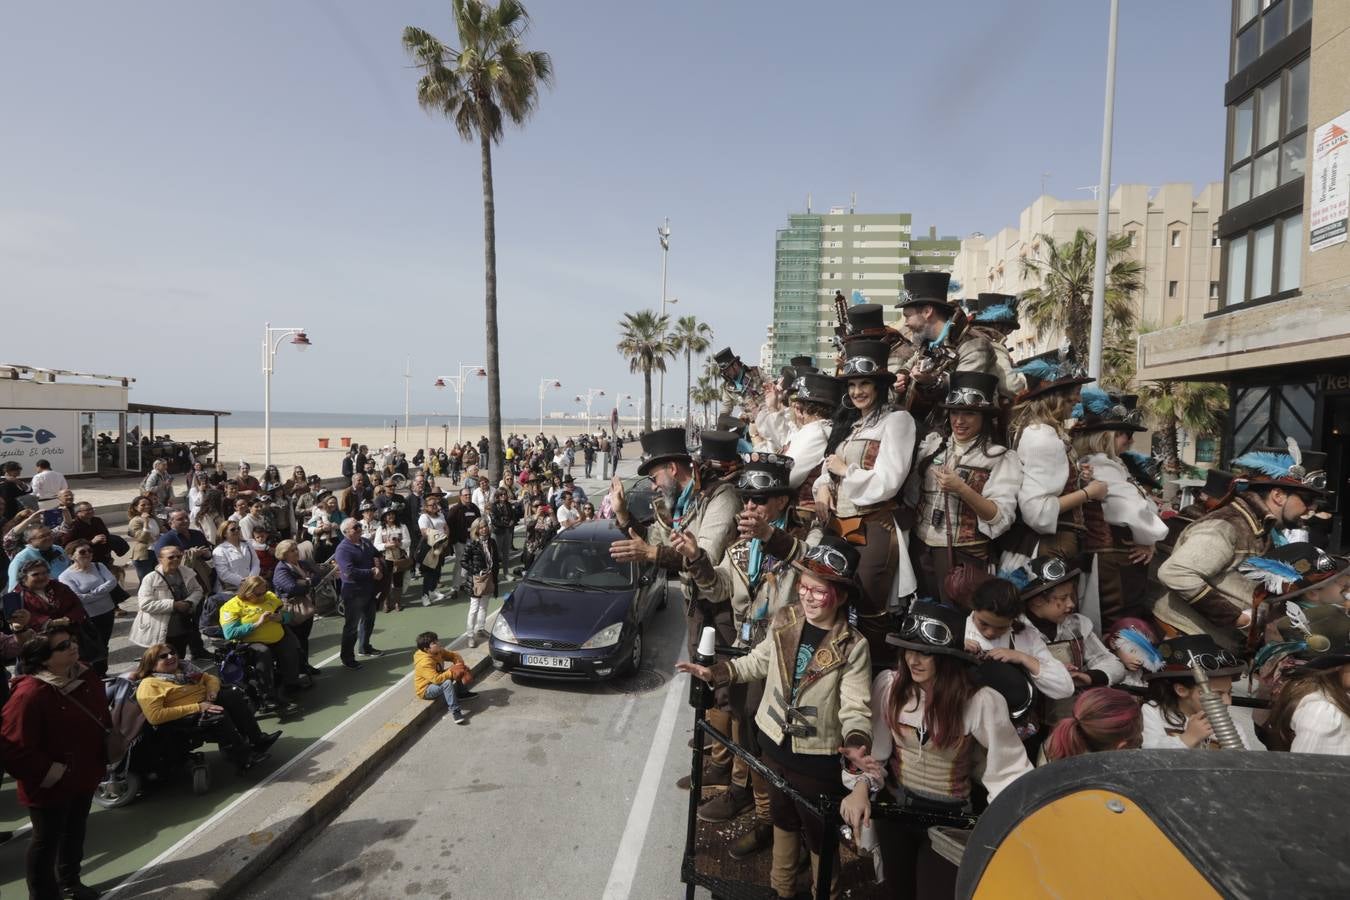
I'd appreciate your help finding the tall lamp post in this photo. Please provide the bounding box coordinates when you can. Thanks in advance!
[577,388,606,434]
[657,218,676,428]
[433,364,486,445]
[1087,0,1120,381]
[261,323,312,468]
[538,378,562,432]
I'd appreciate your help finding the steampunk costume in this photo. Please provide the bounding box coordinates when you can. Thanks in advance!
[714,347,764,417]
[782,372,838,531]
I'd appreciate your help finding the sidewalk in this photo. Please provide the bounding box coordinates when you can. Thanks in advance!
[0,461,629,899]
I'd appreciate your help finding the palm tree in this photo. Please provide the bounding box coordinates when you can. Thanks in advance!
[616,311,674,433]
[669,315,713,434]
[1019,229,1144,366]
[1140,380,1229,474]
[691,374,720,428]
[403,1,553,483]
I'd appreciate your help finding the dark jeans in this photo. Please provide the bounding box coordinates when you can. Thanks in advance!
[420,560,443,597]
[88,609,115,676]
[290,616,314,662]
[251,630,302,695]
[158,684,263,764]
[26,793,94,899]
[133,557,156,581]
[339,583,375,660]
[493,530,513,569]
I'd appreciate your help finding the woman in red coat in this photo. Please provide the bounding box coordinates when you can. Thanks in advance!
[1,622,110,900]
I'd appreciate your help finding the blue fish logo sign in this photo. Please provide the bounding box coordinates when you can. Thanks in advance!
[0,426,57,445]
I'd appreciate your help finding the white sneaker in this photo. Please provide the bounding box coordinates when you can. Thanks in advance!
[421,594,432,607]
[431,590,445,602]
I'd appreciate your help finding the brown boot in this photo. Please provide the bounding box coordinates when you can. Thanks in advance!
[729,822,774,859]
[770,827,801,898]
[675,760,730,791]
[696,783,753,822]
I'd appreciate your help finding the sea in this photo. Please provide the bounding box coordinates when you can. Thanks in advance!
[94,410,557,431]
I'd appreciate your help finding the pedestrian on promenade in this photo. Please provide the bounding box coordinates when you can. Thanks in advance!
[126,496,161,584]
[335,517,382,669]
[463,519,495,648]
[30,460,68,510]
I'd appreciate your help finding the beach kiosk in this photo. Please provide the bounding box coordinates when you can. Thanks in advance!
[0,364,228,476]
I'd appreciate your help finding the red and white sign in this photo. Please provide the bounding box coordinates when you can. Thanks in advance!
[1310,112,1350,252]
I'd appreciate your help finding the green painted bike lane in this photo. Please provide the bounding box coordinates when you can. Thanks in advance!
[0,571,510,897]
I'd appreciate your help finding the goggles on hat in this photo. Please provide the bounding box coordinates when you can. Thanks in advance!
[945,387,991,407]
[1108,405,1144,426]
[1298,470,1329,492]
[898,613,953,648]
[1035,558,1070,583]
[840,357,882,377]
[1184,649,1240,671]
[801,544,850,578]
[738,470,785,492]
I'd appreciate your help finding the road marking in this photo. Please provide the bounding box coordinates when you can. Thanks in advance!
[601,658,687,900]
[103,672,415,899]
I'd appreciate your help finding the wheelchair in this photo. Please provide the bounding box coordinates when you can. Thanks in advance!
[95,674,212,809]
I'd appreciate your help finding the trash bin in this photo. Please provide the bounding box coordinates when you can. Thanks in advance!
[340,437,352,448]
[318,438,330,449]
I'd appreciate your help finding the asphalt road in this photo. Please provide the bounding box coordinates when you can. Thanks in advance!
[245,579,714,900]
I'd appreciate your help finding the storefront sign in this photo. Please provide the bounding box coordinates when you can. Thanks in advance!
[1318,372,1350,394]
[0,409,85,475]
[1310,111,1350,252]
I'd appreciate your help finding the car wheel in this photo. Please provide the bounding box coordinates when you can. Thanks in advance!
[622,627,644,676]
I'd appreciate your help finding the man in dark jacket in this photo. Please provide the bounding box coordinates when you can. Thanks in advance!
[444,487,480,597]
[334,518,383,668]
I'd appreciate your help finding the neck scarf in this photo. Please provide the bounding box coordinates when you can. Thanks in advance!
[746,511,790,597]
[671,476,697,532]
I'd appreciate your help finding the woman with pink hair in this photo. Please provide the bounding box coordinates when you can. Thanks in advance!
[1042,687,1143,762]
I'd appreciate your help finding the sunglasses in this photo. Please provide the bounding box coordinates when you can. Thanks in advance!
[157,650,177,660]
[898,614,954,648]
[801,544,850,577]
[743,494,772,506]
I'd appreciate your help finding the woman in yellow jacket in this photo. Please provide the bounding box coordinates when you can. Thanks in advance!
[219,575,305,714]
[413,631,477,724]
[133,642,281,773]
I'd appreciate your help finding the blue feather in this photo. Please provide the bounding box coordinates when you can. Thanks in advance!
[1239,556,1302,592]
[1231,451,1294,478]
[1071,402,1085,419]
[1253,639,1307,671]
[1014,358,1060,381]
[976,302,1017,323]
[850,289,867,306]
[997,567,1034,591]
[1078,386,1113,416]
[1115,628,1164,671]
[933,317,954,347]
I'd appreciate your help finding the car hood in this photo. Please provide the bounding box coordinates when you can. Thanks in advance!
[505,582,636,644]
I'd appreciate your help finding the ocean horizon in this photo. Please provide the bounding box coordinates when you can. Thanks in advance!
[95,409,633,431]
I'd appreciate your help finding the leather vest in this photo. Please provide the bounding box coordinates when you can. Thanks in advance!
[917,461,992,547]
[1057,445,1086,533]
[892,727,977,803]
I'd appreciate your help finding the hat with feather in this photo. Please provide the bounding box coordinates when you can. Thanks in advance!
[1240,543,1350,604]
[973,293,1020,330]
[1231,437,1329,498]
[1255,602,1350,673]
[1071,387,1148,434]
[1012,343,1091,403]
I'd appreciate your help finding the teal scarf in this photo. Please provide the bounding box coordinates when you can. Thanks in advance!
[671,479,696,532]
[747,512,790,601]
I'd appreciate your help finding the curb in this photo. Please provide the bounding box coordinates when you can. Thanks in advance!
[136,639,497,899]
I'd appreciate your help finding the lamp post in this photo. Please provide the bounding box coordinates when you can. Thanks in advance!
[1087,0,1120,381]
[261,323,312,468]
[538,378,561,432]
[575,388,606,434]
[433,364,486,445]
[657,218,676,428]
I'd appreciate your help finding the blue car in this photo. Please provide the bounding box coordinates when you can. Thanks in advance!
[488,520,668,680]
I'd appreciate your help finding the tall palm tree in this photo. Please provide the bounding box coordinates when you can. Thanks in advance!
[691,374,720,428]
[1019,229,1144,366]
[669,315,713,434]
[616,311,674,433]
[1139,380,1229,474]
[403,0,553,483]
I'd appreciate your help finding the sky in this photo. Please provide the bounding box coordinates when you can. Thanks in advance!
[1,0,1230,421]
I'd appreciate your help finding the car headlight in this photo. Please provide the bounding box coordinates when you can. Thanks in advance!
[580,622,624,649]
[491,615,516,642]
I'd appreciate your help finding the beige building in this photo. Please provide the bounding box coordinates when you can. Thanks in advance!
[1137,0,1348,549]
[951,184,1224,363]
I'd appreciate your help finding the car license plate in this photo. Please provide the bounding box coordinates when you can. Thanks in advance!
[522,654,571,669]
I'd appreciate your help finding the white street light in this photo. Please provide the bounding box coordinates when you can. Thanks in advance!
[538,378,562,432]
[576,388,606,434]
[658,217,673,428]
[262,323,312,468]
[433,363,487,445]
[1088,0,1120,381]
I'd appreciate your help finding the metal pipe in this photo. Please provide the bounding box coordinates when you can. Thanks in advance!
[1088,0,1119,380]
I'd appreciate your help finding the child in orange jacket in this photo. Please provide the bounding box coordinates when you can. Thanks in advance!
[413,631,476,724]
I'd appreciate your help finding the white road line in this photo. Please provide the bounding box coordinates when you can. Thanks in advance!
[602,662,688,900]
[104,672,415,899]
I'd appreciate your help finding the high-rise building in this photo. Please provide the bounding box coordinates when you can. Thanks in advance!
[769,206,959,370]
[950,184,1223,364]
[1137,0,1348,547]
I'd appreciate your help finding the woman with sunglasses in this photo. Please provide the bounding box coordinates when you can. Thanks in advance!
[865,600,1032,899]
[813,340,917,671]
[678,535,873,900]
[1141,634,1266,750]
[133,642,281,773]
[131,544,205,658]
[908,371,1021,610]
[58,540,118,673]
[1069,388,1169,628]
[0,623,109,900]
[783,373,840,534]
[211,519,260,596]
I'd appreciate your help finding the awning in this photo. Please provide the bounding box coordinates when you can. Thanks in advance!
[127,403,230,417]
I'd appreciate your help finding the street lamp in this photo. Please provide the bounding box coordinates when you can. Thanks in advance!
[261,323,312,468]
[657,217,675,428]
[538,378,561,432]
[433,364,486,445]
[575,388,606,434]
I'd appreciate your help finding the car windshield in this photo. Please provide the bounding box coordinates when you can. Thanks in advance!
[526,539,634,589]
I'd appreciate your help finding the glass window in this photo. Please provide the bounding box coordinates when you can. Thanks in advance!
[79,413,96,473]
[1290,0,1311,30]
[1232,96,1254,162]
[1286,58,1309,134]
[1168,281,1179,298]
[1251,223,1276,298]
[1257,82,1281,149]
[1229,163,1251,207]
[1171,230,1181,247]
[1226,234,1248,305]
[1254,148,1279,196]
[1235,24,1259,74]
[1238,0,1258,27]
[1262,1,1288,52]
[1279,213,1303,292]
[1281,137,1306,184]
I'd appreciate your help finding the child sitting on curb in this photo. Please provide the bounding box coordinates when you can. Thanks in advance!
[413,630,476,725]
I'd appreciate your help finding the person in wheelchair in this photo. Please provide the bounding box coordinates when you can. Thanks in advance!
[133,643,280,773]
[218,575,305,716]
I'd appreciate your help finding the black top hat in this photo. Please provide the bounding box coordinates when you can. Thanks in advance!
[307,474,322,485]
[713,347,740,368]
[1013,347,1091,403]
[697,430,743,471]
[777,366,801,395]
[974,293,1020,329]
[1272,603,1350,671]
[939,370,999,412]
[737,452,795,497]
[886,600,975,661]
[793,372,843,409]
[1200,468,1236,499]
[898,271,957,313]
[1145,634,1245,680]
[636,427,691,476]
[1072,387,1147,434]
[789,355,815,368]
[837,340,896,387]
[792,534,862,589]
[715,414,747,437]
[975,659,1037,719]
[1008,555,1082,601]
[846,303,888,335]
